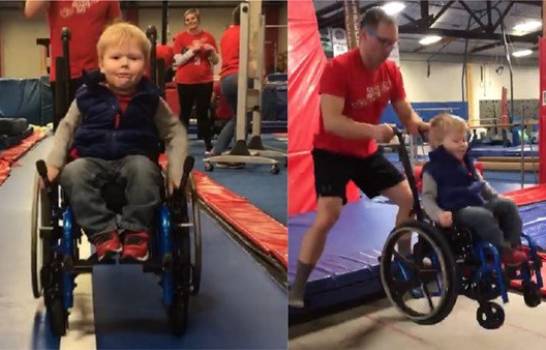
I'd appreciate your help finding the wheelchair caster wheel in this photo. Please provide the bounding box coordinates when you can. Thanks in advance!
[48,298,67,336]
[524,282,542,308]
[476,301,504,329]
[271,164,280,174]
[204,162,213,172]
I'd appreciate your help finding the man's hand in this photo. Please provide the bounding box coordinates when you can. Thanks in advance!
[407,120,430,135]
[437,211,453,228]
[372,123,394,143]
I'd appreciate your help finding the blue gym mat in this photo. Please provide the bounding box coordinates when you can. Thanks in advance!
[289,178,544,311]
[468,145,538,158]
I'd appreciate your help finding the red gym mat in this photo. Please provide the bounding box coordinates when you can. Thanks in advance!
[192,171,288,268]
[504,185,546,207]
[0,130,46,186]
[158,154,287,268]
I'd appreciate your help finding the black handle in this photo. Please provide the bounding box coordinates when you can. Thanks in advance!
[36,160,50,188]
[178,156,195,191]
[61,27,70,41]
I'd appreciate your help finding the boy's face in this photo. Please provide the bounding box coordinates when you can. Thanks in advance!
[99,40,146,95]
[442,130,468,161]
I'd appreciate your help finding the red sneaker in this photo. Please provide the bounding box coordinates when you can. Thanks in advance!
[93,231,122,261]
[121,231,150,262]
[502,248,528,266]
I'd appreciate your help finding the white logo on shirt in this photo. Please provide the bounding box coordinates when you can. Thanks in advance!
[351,79,392,109]
[60,0,99,18]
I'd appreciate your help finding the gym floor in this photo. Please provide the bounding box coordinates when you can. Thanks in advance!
[1,136,287,350]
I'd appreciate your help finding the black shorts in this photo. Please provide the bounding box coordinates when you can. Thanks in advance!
[312,148,405,204]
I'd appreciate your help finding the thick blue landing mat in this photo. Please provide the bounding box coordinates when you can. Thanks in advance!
[289,186,546,310]
[93,212,287,349]
[288,199,397,308]
[519,202,546,249]
[469,145,538,158]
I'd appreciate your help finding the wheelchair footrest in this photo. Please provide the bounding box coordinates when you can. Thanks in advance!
[510,252,546,297]
[70,254,164,274]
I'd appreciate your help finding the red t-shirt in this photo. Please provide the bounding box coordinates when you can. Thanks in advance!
[219,25,240,78]
[48,0,120,81]
[314,49,406,157]
[172,30,217,84]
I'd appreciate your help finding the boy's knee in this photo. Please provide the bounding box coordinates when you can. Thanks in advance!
[496,197,518,213]
[59,159,92,187]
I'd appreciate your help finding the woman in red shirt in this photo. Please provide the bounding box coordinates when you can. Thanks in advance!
[172,8,218,152]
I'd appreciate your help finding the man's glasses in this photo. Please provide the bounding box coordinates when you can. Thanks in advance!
[366,28,398,47]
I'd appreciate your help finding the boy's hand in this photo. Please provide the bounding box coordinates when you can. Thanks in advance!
[468,181,485,194]
[39,164,60,190]
[167,179,179,196]
[437,211,453,227]
[372,123,394,143]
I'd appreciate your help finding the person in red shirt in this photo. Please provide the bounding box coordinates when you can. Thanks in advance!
[289,7,429,308]
[172,8,218,153]
[207,5,240,159]
[24,0,121,129]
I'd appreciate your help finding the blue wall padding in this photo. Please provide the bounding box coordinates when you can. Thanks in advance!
[0,77,52,125]
[382,101,468,126]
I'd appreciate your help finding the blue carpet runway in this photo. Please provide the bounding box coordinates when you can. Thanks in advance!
[0,136,287,349]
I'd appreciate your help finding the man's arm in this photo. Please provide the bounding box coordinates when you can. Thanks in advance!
[392,98,427,134]
[24,0,49,18]
[321,94,392,141]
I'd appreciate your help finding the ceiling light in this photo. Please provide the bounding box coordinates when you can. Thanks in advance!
[419,35,442,46]
[512,49,533,57]
[513,20,542,33]
[381,2,406,16]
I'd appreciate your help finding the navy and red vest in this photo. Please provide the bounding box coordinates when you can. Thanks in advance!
[72,71,161,161]
[423,146,484,212]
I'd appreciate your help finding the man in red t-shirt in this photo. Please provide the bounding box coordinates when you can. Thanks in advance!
[24,0,120,128]
[290,7,429,308]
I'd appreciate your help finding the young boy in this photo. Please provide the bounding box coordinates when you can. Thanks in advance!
[422,113,527,265]
[44,22,188,262]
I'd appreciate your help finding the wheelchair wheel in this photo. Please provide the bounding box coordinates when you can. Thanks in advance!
[47,298,67,336]
[169,292,189,336]
[170,226,190,336]
[523,282,542,308]
[190,194,202,295]
[31,174,52,298]
[476,301,504,329]
[380,220,458,325]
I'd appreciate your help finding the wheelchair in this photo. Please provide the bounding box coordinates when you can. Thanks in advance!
[379,128,543,330]
[30,156,202,336]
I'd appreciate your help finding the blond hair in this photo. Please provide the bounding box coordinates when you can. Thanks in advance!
[429,113,468,148]
[184,8,200,22]
[97,22,151,63]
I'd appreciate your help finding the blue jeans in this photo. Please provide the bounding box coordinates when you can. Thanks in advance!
[212,73,238,155]
[59,155,162,238]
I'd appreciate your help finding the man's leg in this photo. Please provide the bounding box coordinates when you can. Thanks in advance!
[289,196,343,308]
